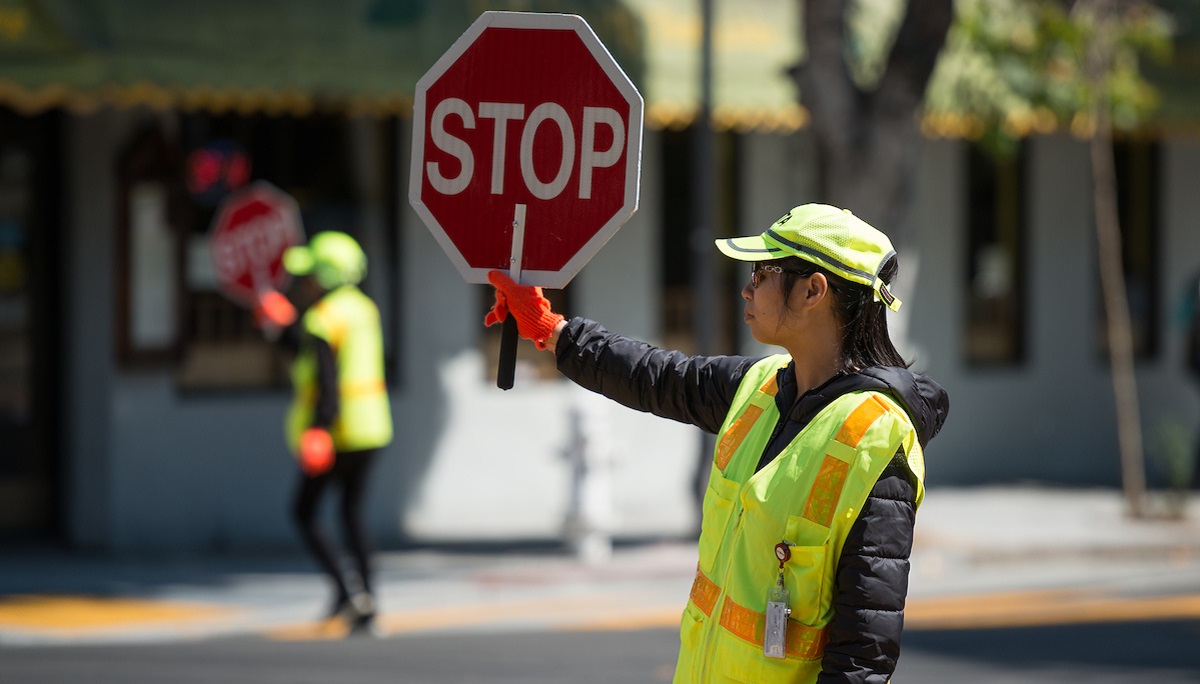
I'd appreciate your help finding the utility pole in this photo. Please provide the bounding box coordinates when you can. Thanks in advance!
[692,0,716,356]
[690,0,718,520]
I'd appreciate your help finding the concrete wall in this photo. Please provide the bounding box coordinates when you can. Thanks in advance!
[906,135,1200,487]
[64,111,122,549]
[1139,138,1200,485]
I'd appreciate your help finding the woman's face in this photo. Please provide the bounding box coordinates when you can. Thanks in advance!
[741,264,798,346]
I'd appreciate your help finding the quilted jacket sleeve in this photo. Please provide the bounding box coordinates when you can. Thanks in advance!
[554,317,760,434]
[817,454,917,683]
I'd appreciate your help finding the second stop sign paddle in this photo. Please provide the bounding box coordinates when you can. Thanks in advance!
[409,11,643,389]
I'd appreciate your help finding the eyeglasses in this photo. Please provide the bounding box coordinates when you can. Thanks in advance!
[750,263,784,288]
[750,262,817,288]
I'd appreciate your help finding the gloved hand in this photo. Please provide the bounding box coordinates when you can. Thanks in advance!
[484,270,564,350]
[253,290,297,328]
[299,427,335,477]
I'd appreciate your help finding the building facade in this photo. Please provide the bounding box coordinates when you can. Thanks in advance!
[2,0,1198,551]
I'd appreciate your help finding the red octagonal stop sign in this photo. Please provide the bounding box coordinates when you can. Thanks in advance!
[409,11,643,289]
[208,181,303,306]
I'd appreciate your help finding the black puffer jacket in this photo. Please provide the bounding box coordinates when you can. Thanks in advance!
[555,317,949,683]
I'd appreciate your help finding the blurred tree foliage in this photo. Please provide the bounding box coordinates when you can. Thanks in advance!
[933,0,1173,154]
[808,1,1178,516]
[847,0,1175,157]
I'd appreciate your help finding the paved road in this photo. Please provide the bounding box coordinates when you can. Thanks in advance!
[7,487,1200,681]
[897,619,1200,683]
[6,618,1200,684]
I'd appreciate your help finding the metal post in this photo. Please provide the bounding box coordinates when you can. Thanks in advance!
[693,0,716,355]
[690,0,719,522]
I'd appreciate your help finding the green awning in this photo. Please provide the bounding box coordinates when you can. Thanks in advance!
[0,0,804,131]
[0,0,815,132]
[625,0,805,132]
[1,0,1193,133]
[0,0,645,116]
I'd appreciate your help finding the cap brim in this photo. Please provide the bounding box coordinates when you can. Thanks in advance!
[714,236,786,262]
[283,246,315,275]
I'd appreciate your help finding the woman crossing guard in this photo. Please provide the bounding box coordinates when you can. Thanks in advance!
[485,203,949,683]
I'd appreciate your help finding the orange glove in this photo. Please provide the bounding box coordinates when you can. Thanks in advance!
[253,290,297,328]
[484,270,564,350]
[299,427,335,477]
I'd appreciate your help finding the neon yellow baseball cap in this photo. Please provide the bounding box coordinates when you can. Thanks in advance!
[715,203,902,311]
[284,231,367,289]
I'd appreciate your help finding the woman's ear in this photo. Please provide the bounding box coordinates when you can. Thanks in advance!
[801,272,830,309]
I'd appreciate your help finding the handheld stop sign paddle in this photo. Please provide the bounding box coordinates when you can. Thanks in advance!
[208,181,304,308]
[408,11,643,389]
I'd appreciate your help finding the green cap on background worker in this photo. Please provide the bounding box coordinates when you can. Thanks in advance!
[253,231,369,329]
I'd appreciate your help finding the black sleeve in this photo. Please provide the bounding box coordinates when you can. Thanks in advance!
[554,317,762,434]
[310,335,339,430]
[817,454,916,684]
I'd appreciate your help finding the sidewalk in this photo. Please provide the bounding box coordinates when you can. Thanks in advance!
[3,486,1200,646]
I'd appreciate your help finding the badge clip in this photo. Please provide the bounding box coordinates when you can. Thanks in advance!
[764,540,795,659]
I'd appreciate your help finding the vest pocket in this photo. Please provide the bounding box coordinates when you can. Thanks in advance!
[698,469,741,569]
[782,514,831,627]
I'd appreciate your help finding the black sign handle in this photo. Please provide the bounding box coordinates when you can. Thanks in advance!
[496,203,526,390]
[497,316,518,390]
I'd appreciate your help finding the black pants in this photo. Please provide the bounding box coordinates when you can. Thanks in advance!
[292,448,378,603]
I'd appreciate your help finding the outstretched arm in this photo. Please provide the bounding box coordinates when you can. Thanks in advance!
[554,317,759,435]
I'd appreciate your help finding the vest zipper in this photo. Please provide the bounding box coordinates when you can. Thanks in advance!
[757,384,801,472]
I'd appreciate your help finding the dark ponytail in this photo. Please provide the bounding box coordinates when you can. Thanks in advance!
[777,255,909,370]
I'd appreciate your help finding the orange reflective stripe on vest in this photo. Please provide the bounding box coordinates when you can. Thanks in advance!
[689,565,721,616]
[689,566,830,660]
[715,373,778,470]
[835,394,891,447]
[342,379,387,398]
[802,454,851,527]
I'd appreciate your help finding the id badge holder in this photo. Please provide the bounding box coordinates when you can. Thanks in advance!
[764,579,790,658]
[764,541,793,659]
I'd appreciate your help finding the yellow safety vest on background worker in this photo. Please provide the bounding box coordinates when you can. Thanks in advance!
[287,284,393,454]
[675,355,925,683]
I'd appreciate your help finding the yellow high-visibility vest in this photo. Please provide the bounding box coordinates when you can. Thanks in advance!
[287,285,393,454]
[675,355,925,683]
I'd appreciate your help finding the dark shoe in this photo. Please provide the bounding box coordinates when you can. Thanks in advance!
[346,592,379,637]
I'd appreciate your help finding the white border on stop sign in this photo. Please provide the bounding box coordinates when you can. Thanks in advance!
[409,11,644,290]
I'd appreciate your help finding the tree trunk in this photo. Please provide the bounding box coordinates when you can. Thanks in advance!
[792,0,952,354]
[1084,0,1147,517]
[793,0,953,249]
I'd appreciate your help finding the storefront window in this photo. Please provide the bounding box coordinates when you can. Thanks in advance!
[659,126,742,356]
[964,142,1027,366]
[116,113,400,391]
[1097,138,1159,360]
[0,109,60,537]
[116,124,185,367]
[178,113,398,391]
